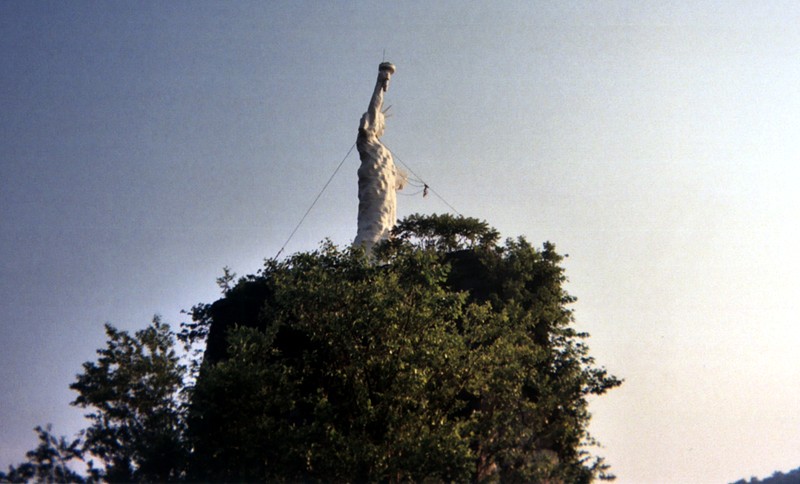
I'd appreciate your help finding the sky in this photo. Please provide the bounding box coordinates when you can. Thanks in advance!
[1,1,798,482]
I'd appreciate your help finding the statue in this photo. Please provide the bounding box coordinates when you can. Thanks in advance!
[354,62,406,254]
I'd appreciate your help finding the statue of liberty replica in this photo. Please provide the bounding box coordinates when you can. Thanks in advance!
[354,62,406,254]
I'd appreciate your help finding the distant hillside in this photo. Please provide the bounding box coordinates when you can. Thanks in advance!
[731,466,800,484]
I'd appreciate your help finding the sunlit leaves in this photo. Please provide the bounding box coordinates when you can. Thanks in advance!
[189,214,621,482]
[4,214,620,483]
[69,317,188,482]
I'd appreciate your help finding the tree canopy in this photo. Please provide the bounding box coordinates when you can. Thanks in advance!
[2,214,621,483]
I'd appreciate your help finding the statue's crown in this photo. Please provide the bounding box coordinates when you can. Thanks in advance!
[379,62,396,74]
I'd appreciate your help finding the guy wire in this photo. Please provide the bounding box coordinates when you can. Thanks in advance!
[273,142,356,260]
[274,141,462,260]
[388,146,463,216]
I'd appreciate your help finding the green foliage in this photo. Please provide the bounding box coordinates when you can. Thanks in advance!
[389,212,500,252]
[214,266,237,295]
[188,214,621,482]
[69,317,188,482]
[4,214,621,483]
[189,243,479,481]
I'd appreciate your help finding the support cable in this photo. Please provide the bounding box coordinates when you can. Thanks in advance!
[273,142,356,260]
[388,146,463,216]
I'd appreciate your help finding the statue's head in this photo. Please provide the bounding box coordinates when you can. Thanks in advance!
[360,109,387,138]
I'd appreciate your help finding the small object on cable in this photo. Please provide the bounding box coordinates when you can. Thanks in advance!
[423,184,429,198]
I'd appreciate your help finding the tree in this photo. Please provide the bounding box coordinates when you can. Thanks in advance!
[0,425,92,483]
[185,214,621,482]
[69,318,188,482]
[731,466,800,484]
[4,213,621,482]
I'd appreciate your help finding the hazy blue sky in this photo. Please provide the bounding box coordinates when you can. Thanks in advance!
[2,2,798,482]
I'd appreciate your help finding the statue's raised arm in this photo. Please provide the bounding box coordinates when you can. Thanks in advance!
[359,62,395,137]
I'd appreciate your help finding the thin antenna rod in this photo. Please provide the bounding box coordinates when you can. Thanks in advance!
[382,49,386,62]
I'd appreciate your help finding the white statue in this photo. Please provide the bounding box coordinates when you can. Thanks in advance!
[354,62,406,254]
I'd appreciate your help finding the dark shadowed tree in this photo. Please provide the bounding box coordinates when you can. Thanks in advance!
[731,467,800,484]
[0,425,93,483]
[186,213,621,482]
